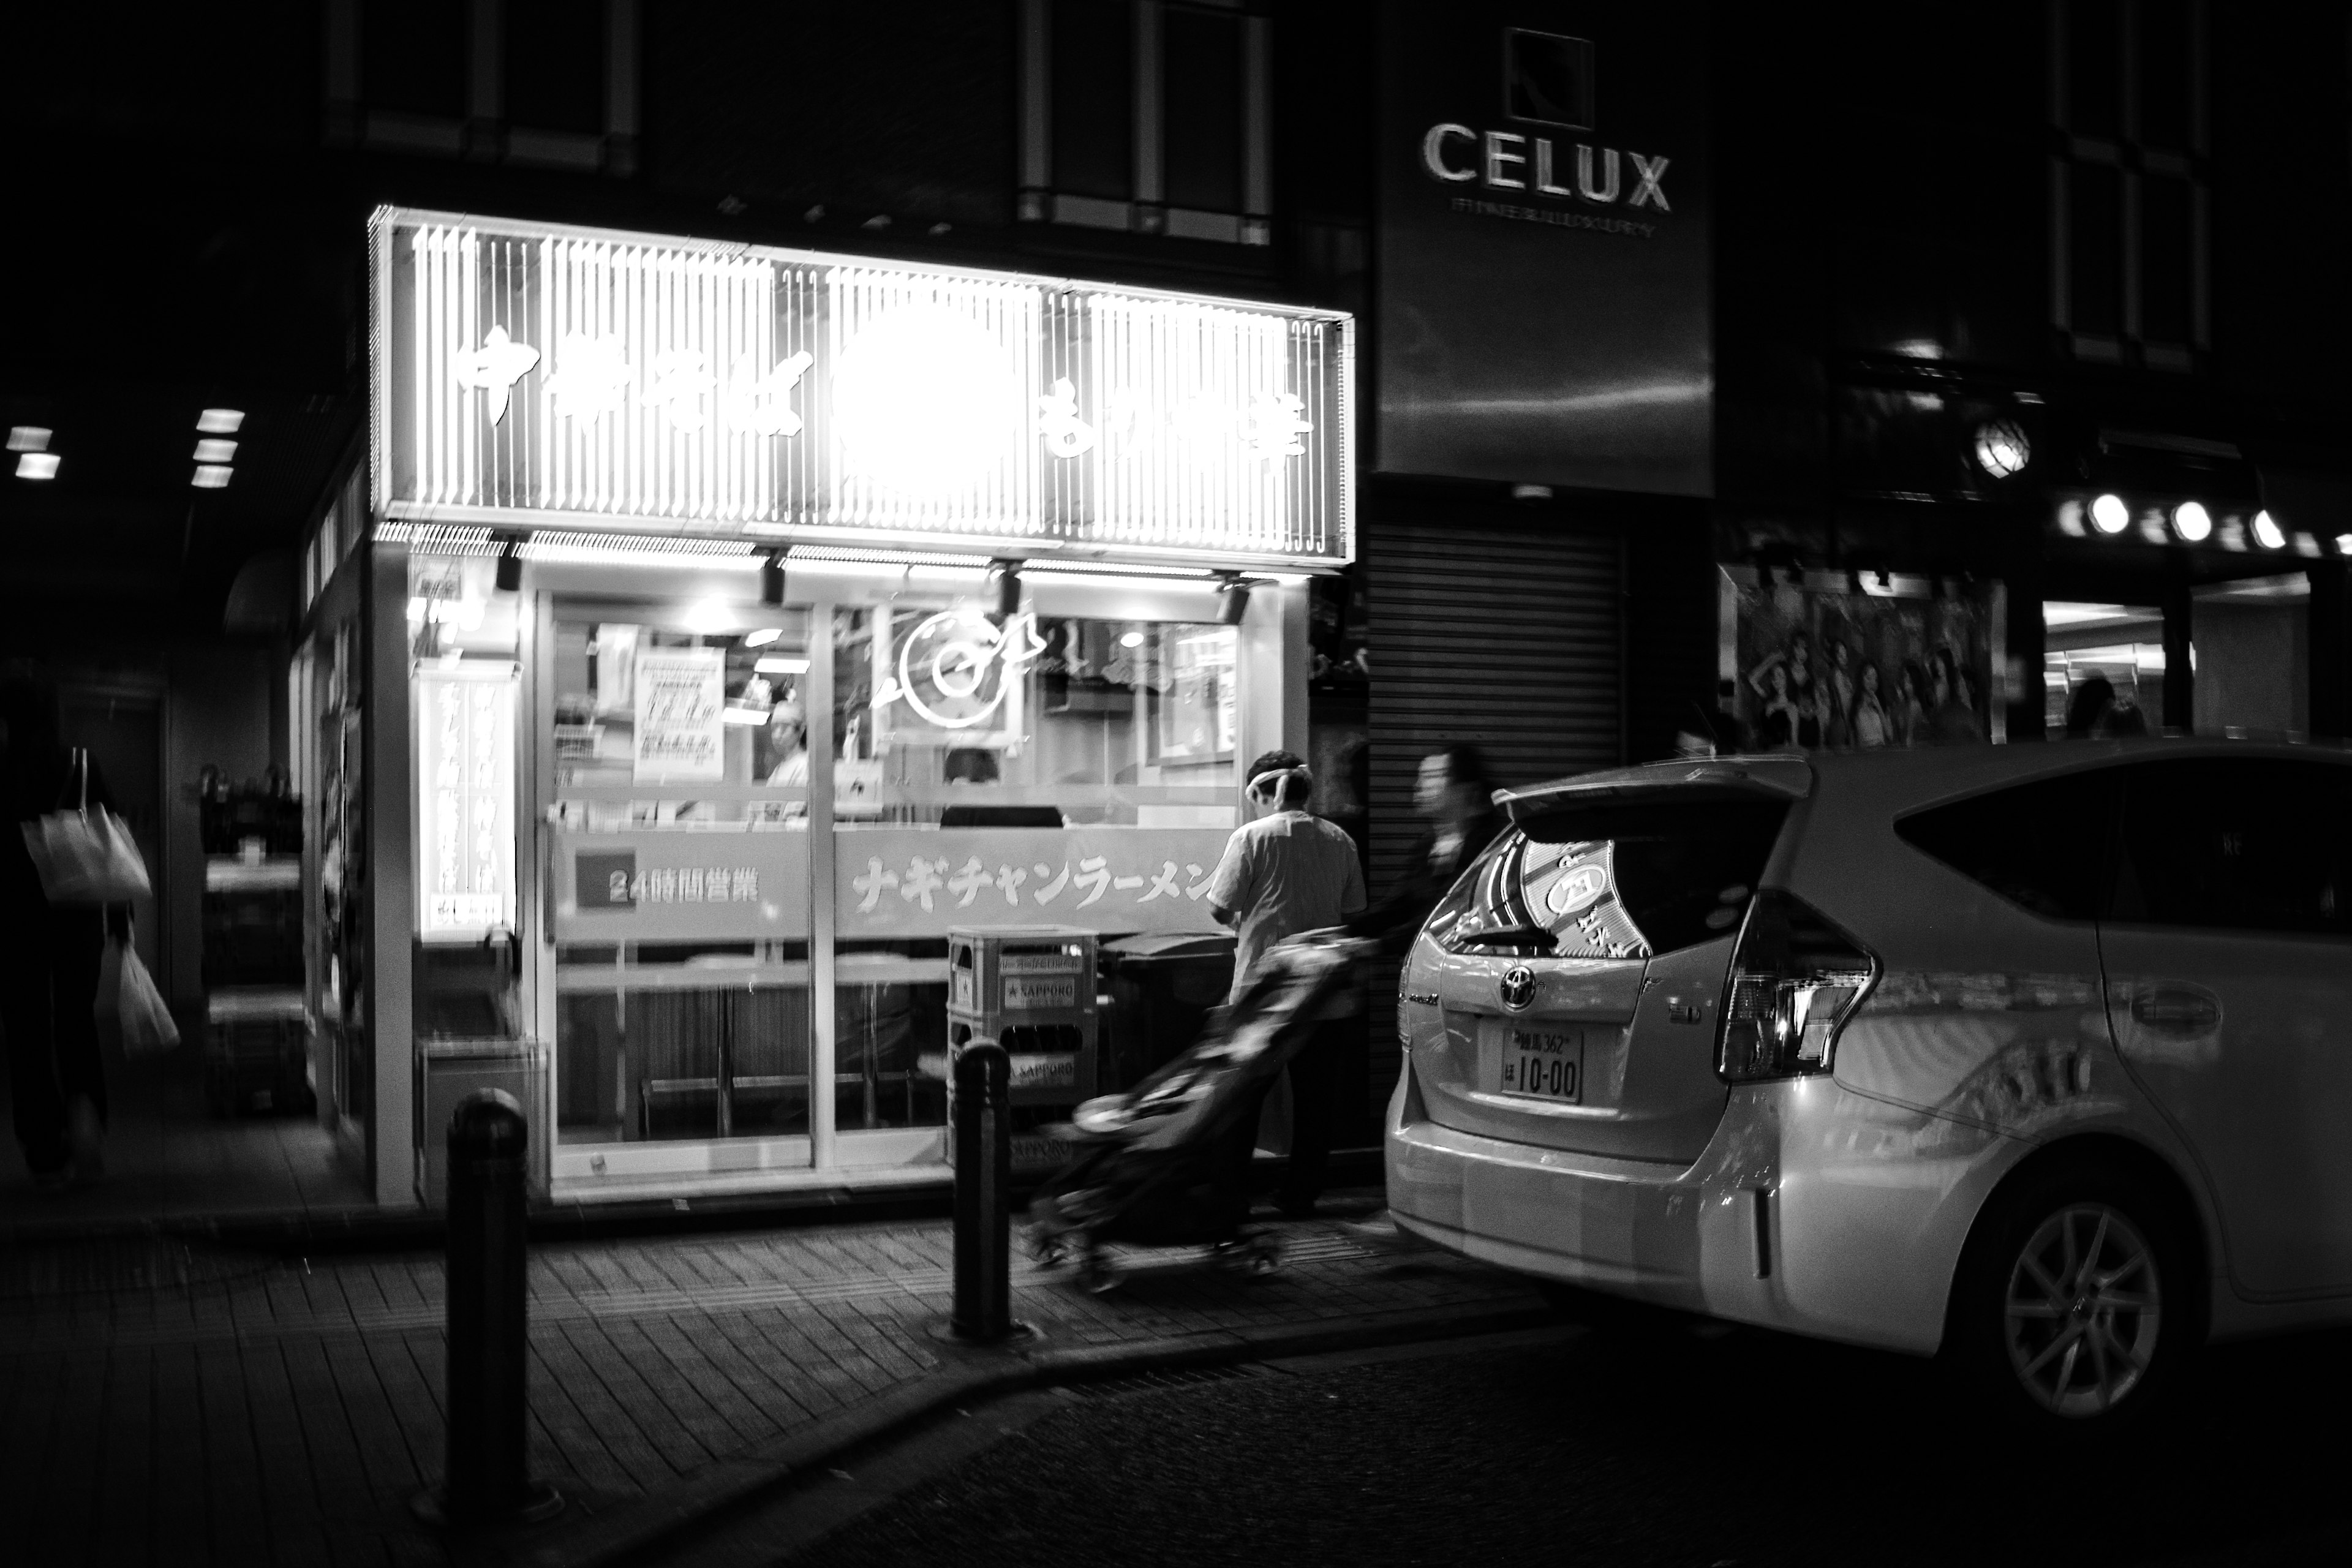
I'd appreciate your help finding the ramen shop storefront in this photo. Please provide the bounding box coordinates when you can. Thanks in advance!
[349,208,1352,1206]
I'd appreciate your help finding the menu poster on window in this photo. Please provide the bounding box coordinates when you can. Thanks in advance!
[415,664,518,938]
[633,647,725,783]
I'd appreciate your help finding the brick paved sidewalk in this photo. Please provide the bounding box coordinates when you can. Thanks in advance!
[0,1197,1543,1568]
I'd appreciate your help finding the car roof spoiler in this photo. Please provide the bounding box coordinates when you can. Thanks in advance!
[1495,756,1814,824]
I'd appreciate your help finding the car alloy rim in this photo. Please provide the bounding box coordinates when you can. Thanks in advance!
[2002,1202,2162,1417]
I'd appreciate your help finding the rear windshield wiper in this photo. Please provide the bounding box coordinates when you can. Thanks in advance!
[1452,922,1558,950]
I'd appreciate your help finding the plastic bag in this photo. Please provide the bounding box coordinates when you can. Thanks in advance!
[20,748,151,906]
[95,936,181,1057]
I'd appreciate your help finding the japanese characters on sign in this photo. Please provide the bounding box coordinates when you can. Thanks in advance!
[839,827,1231,939]
[377,210,1352,565]
[555,833,809,943]
[415,665,518,938]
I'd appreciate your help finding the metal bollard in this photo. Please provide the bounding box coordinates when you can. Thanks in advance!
[949,1041,1015,1341]
[415,1089,562,1528]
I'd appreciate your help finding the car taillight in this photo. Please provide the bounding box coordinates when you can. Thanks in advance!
[1718,889,1878,1082]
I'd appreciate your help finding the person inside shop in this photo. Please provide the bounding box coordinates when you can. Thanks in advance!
[939,747,1062,829]
[758,696,811,825]
[0,677,115,1191]
[1205,750,1365,1223]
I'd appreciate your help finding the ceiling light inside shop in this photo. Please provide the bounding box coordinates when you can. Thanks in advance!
[2252,510,2286,549]
[744,627,782,647]
[7,426,50,453]
[2172,501,2213,543]
[721,705,771,726]
[1118,630,1145,648]
[194,439,238,463]
[684,598,732,634]
[2339,533,2352,556]
[192,464,232,489]
[755,655,810,675]
[197,408,244,434]
[17,452,60,480]
[1972,419,2030,478]
[2089,494,2131,535]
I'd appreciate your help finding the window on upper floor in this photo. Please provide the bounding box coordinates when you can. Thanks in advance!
[1019,0,1272,246]
[324,0,638,175]
[2050,0,2207,371]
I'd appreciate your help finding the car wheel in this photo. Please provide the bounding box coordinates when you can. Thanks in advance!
[1950,1164,2193,1430]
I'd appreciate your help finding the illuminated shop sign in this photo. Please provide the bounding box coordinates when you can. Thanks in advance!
[415,663,519,939]
[374,209,1353,565]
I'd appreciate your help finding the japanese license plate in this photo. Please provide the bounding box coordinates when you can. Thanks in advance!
[1482,1019,1585,1103]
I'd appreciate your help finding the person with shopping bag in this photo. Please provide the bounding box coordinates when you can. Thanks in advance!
[1,678,142,1189]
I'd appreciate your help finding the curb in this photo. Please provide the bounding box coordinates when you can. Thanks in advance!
[507,1296,1556,1568]
[2,1152,1389,1256]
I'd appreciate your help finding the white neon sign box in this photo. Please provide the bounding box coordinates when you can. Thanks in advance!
[373,208,1353,567]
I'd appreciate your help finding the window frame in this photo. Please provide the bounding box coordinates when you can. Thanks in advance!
[2048,0,2209,372]
[322,0,641,176]
[1019,0,1274,246]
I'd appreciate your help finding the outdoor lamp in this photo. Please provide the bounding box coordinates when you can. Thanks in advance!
[1972,419,2030,478]
[2252,510,2286,550]
[761,551,787,606]
[987,559,1023,625]
[1216,574,1251,627]
[2089,494,2131,535]
[495,533,523,592]
[2171,501,2212,543]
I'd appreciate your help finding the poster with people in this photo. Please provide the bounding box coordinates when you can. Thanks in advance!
[1721,567,2005,752]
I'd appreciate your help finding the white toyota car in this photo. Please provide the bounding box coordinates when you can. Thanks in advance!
[1384,741,2352,1426]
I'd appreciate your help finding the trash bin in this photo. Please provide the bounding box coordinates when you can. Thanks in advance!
[1098,932,1237,1093]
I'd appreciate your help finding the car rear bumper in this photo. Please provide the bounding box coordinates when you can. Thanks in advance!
[1385,1061,2024,1356]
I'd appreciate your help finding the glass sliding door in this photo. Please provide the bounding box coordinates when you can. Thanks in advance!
[542,598,818,1185]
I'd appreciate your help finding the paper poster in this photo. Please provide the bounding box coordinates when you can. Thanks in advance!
[633,647,725,783]
[1721,567,2006,752]
[414,664,517,938]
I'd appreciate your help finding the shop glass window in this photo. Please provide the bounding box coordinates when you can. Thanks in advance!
[828,601,1240,1136]
[1894,769,2124,922]
[547,610,817,1148]
[2109,760,2352,938]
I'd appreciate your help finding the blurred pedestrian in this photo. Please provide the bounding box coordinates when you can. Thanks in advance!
[1206,750,1365,1220]
[1348,743,1506,955]
[2064,674,2116,739]
[0,679,112,1189]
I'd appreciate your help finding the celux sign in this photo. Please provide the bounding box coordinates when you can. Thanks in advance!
[1417,29,1672,236]
[371,208,1353,567]
[1378,4,1711,496]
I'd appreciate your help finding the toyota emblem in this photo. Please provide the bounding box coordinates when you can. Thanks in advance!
[1499,965,1537,1011]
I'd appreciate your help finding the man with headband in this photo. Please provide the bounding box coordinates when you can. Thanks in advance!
[1205,748,1366,1219]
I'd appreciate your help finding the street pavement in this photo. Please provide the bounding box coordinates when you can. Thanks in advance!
[0,1189,1545,1567]
[779,1307,2352,1568]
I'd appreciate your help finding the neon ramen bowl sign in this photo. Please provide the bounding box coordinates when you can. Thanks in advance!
[879,609,1046,731]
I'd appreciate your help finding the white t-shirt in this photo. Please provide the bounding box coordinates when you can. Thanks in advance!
[1205,810,1366,1002]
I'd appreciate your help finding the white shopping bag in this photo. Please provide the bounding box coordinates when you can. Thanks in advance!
[21,748,151,906]
[95,932,181,1057]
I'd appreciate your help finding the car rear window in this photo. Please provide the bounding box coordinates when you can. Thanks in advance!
[1427,799,1790,960]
